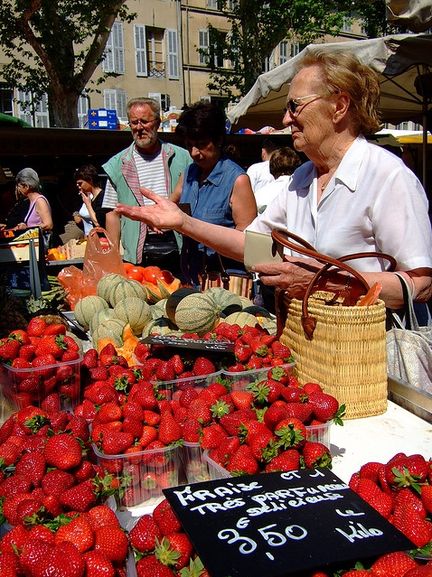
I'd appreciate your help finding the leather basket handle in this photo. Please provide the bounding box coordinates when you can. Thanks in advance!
[271,229,397,339]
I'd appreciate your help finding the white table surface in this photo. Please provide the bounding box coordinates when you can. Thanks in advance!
[330,400,432,483]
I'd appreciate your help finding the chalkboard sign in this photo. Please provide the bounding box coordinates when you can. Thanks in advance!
[141,335,234,352]
[164,469,413,577]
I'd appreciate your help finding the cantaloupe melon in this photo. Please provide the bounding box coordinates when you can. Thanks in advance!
[151,299,168,320]
[206,287,242,314]
[166,287,199,325]
[97,273,125,302]
[108,279,147,307]
[74,295,109,331]
[222,311,258,328]
[92,317,127,347]
[113,297,152,335]
[141,317,177,338]
[89,308,117,334]
[174,292,219,334]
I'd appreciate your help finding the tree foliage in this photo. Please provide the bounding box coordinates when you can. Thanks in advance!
[0,1,135,127]
[204,0,401,100]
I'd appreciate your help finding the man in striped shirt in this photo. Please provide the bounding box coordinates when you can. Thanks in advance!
[102,97,191,269]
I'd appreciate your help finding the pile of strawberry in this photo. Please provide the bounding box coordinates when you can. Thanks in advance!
[133,322,295,380]
[0,504,128,577]
[0,405,119,530]
[74,343,342,510]
[0,317,81,409]
[348,453,432,556]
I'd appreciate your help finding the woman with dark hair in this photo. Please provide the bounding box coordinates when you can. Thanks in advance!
[73,164,108,234]
[171,101,257,286]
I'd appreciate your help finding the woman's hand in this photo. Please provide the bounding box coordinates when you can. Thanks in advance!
[14,222,27,231]
[115,187,186,233]
[253,256,323,299]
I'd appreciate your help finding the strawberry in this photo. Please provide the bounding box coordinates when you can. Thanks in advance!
[88,365,109,381]
[192,356,216,376]
[421,484,432,514]
[220,408,256,436]
[99,342,117,357]
[136,554,176,577]
[153,498,182,536]
[44,323,67,335]
[55,514,94,553]
[8,329,29,345]
[358,461,385,482]
[303,382,323,395]
[210,436,241,467]
[83,550,116,577]
[15,451,46,486]
[230,390,254,410]
[156,361,176,382]
[200,423,227,449]
[182,419,201,443]
[353,478,394,519]
[158,412,183,445]
[101,430,134,454]
[15,496,44,525]
[248,428,276,462]
[274,417,307,449]
[94,401,122,424]
[227,444,259,475]
[370,551,417,577]
[94,525,129,563]
[179,387,199,408]
[249,337,269,357]
[19,538,53,575]
[302,441,332,469]
[270,340,292,361]
[27,316,48,337]
[60,479,97,512]
[285,402,314,423]
[155,533,193,570]
[404,565,432,577]
[385,453,429,489]
[82,348,99,369]
[134,342,151,363]
[129,514,162,553]
[0,473,33,498]
[0,338,20,362]
[41,469,75,497]
[18,343,36,361]
[265,449,301,472]
[186,398,212,424]
[392,501,432,547]
[308,390,344,423]
[44,433,82,470]
[170,354,184,375]
[263,400,289,430]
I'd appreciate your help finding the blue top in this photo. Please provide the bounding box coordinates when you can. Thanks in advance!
[179,156,245,284]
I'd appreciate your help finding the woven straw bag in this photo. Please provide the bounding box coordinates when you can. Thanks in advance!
[272,231,395,419]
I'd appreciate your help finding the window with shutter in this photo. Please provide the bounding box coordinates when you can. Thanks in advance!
[199,29,209,65]
[134,24,147,76]
[17,90,49,127]
[166,29,179,79]
[103,22,124,74]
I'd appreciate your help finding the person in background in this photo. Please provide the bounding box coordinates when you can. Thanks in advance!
[170,101,257,286]
[13,168,53,233]
[73,164,108,235]
[114,50,432,310]
[247,137,279,194]
[102,97,191,273]
[0,183,30,230]
[255,146,302,213]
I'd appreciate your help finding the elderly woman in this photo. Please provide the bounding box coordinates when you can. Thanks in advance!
[115,51,432,309]
[14,168,53,233]
[171,101,257,285]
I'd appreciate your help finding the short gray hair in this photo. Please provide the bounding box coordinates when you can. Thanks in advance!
[127,97,161,122]
[16,168,40,191]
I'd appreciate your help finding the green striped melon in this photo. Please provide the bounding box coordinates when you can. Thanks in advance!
[74,295,109,331]
[113,297,152,335]
[222,311,258,328]
[206,287,242,314]
[89,308,117,334]
[174,292,219,335]
[97,273,125,302]
[108,279,147,307]
[151,299,168,320]
[92,318,127,347]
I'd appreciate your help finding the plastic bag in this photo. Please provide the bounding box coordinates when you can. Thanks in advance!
[58,228,125,309]
[83,227,125,281]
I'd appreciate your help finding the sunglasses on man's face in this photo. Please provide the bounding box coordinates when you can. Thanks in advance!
[285,93,323,116]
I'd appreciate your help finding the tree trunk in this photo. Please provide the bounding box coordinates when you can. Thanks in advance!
[49,89,80,128]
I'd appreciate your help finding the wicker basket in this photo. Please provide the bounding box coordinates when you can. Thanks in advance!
[280,294,388,419]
